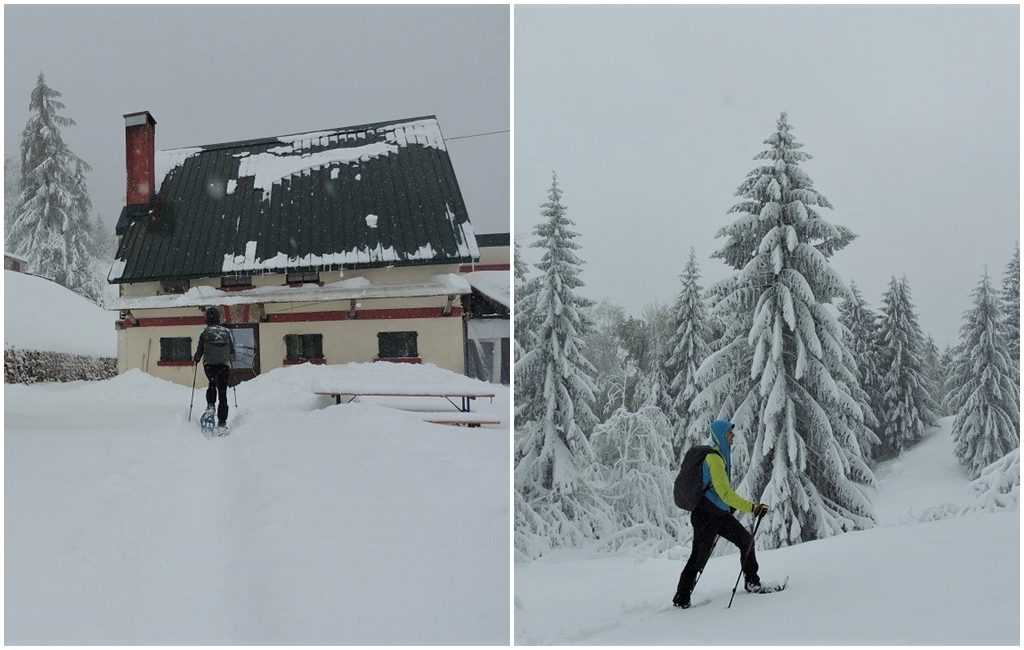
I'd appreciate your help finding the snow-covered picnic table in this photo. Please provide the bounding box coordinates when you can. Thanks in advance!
[310,362,497,421]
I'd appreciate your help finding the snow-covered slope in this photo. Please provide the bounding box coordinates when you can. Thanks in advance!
[3,270,116,357]
[5,365,509,644]
[515,418,1020,644]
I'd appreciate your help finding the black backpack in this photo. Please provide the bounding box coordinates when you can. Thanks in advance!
[673,445,721,510]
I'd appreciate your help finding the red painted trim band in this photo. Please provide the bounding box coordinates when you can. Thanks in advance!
[283,358,327,365]
[126,307,461,327]
[267,306,462,323]
[136,316,207,327]
[157,360,194,367]
[374,356,422,364]
[459,263,510,272]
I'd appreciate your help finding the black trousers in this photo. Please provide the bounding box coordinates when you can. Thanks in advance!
[204,364,230,424]
[675,498,759,599]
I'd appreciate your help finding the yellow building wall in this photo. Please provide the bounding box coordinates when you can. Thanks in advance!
[115,293,466,386]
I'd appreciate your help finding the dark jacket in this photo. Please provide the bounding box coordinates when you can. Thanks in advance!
[194,325,235,366]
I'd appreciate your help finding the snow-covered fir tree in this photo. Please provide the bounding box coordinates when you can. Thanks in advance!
[513,239,532,363]
[665,248,712,461]
[961,448,1019,514]
[8,73,99,301]
[632,303,673,415]
[5,157,21,240]
[582,300,630,421]
[1000,243,1020,372]
[923,335,948,417]
[691,112,875,548]
[589,405,684,554]
[514,173,608,556]
[837,281,882,464]
[874,276,940,458]
[947,269,1020,479]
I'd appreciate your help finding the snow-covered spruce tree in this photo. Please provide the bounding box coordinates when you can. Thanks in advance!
[665,248,712,461]
[589,405,684,554]
[1000,243,1020,373]
[961,448,1019,514]
[8,73,99,301]
[947,270,1020,479]
[513,239,533,363]
[5,157,21,241]
[691,112,875,548]
[633,303,674,414]
[582,300,630,421]
[514,173,610,554]
[837,281,883,464]
[874,276,940,458]
[923,335,948,417]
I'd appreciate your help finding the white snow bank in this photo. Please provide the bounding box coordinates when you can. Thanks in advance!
[515,414,1019,645]
[3,271,116,358]
[5,367,509,644]
[515,512,1019,645]
[244,361,497,399]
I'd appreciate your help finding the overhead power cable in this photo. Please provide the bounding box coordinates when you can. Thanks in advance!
[446,129,510,142]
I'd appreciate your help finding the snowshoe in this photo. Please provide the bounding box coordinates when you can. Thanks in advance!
[745,577,788,594]
[215,423,230,437]
[199,407,216,434]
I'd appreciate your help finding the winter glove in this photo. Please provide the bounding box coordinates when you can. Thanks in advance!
[752,503,769,518]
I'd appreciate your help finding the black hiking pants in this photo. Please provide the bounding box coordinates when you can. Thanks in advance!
[204,363,230,424]
[675,498,759,600]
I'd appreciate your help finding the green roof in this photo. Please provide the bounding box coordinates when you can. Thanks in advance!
[110,115,479,283]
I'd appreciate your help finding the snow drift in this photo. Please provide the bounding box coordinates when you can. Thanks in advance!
[4,269,116,357]
[5,364,510,644]
[514,417,1019,644]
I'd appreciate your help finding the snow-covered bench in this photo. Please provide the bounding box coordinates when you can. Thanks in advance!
[314,388,496,413]
[419,412,502,428]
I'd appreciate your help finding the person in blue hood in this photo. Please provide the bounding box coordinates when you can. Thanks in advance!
[672,419,769,609]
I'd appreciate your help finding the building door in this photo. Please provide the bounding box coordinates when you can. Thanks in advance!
[227,325,259,386]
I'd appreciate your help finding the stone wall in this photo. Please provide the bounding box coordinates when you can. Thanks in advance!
[4,348,117,384]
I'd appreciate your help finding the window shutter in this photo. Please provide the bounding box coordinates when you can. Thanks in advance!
[284,334,300,360]
[304,334,323,359]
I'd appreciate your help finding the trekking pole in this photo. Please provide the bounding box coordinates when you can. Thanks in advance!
[188,362,198,421]
[688,534,720,601]
[233,384,238,408]
[728,511,765,608]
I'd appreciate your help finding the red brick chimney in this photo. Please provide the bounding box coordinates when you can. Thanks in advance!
[123,111,156,206]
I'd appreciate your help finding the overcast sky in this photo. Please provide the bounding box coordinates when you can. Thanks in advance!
[515,5,1019,350]
[5,4,509,236]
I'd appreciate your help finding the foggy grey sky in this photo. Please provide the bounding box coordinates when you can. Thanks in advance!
[515,5,1019,350]
[5,4,509,236]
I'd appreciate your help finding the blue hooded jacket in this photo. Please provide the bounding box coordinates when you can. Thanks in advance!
[703,419,734,511]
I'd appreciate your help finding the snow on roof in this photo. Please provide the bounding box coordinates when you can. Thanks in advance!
[4,271,116,357]
[111,273,472,311]
[154,147,204,192]
[463,271,510,308]
[160,119,447,202]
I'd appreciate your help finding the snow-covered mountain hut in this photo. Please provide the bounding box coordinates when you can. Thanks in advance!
[108,111,484,387]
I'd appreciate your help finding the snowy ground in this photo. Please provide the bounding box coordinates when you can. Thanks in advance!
[514,418,1019,645]
[5,364,509,645]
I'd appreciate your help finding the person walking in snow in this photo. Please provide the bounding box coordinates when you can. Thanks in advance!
[673,419,770,609]
[193,307,236,428]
